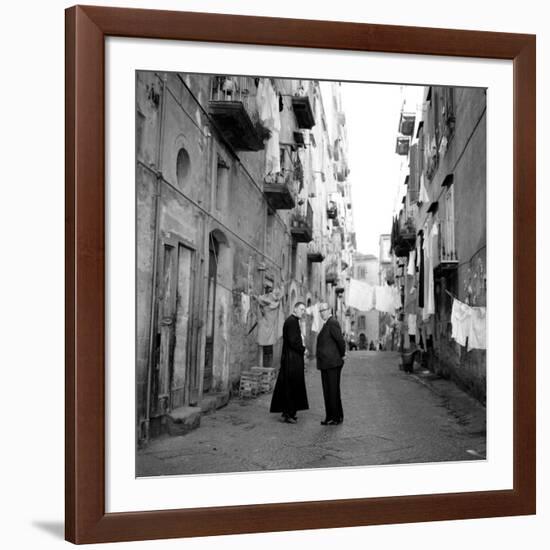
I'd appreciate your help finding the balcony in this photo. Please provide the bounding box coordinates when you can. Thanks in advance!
[263,173,296,210]
[327,200,338,219]
[398,215,416,245]
[291,92,315,129]
[391,213,416,257]
[398,112,416,136]
[290,201,313,243]
[263,148,298,210]
[325,262,338,285]
[208,76,266,151]
[293,131,306,147]
[306,239,326,262]
[395,136,410,156]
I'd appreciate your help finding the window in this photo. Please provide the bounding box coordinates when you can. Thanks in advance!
[265,211,274,250]
[262,345,273,368]
[176,147,191,189]
[291,244,298,279]
[215,155,229,210]
[358,316,366,330]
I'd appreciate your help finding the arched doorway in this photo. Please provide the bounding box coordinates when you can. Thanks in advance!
[290,289,297,313]
[203,235,218,393]
[204,229,231,394]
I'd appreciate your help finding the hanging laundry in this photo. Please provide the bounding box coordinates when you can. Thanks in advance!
[408,314,417,336]
[408,250,416,276]
[404,281,417,314]
[256,79,280,133]
[451,298,471,347]
[348,279,375,311]
[265,129,281,175]
[256,78,282,177]
[392,285,402,310]
[306,302,323,333]
[418,232,425,308]
[423,224,437,319]
[256,288,284,345]
[418,173,430,204]
[468,306,487,351]
[375,284,395,315]
[241,292,250,324]
[450,296,487,351]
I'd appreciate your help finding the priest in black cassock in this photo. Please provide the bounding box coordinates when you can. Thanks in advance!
[270,301,309,423]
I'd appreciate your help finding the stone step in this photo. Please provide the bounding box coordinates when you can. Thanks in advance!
[165,406,201,436]
[200,392,230,415]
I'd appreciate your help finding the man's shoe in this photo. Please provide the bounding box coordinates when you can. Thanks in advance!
[326,419,339,425]
[283,415,297,424]
[320,419,331,425]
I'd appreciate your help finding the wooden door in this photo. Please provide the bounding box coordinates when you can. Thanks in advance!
[152,238,195,415]
[171,243,194,409]
[154,242,177,416]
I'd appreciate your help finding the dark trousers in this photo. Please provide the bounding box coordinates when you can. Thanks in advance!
[320,366,343,421]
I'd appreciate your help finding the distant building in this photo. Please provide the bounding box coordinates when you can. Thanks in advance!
[351,253,379,349]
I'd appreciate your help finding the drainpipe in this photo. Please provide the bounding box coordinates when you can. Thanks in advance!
[143,73,168,443]
[195,129,213,404]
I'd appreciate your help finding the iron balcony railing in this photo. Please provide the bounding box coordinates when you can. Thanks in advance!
[306,238,326,262]
[208,76,266,151]
[210,75,259,120]
[290,200,314,243]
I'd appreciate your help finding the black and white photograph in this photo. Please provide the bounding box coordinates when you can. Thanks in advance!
[135,71,487,477]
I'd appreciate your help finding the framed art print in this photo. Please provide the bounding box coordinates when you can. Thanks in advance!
[65,5,536,544]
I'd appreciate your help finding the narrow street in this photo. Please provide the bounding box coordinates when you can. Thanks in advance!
[137,351,486,476]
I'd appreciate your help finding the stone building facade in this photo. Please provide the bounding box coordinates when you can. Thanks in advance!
[136,72,354,442]
[390,86,487,402]
[350,253,380,349]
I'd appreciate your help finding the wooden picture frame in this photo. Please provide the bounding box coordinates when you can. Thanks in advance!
[65,5,536,544]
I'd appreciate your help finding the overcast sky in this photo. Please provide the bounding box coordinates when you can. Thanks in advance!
[332,82,425,257]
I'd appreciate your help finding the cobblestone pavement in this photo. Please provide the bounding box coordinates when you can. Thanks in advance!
[136,351,486,477]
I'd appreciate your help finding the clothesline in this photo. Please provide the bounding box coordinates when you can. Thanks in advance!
[444,288,467,306]
[347,279,400,314]
[444,288,485,309]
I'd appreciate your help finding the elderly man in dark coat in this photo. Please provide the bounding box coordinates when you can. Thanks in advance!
[316,303,346,425]
[270,302,309,423]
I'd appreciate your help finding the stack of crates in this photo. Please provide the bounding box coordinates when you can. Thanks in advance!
[238,370,262,398]
[251,366,277,394]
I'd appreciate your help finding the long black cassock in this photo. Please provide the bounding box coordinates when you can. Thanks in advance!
[269,315,309,415]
